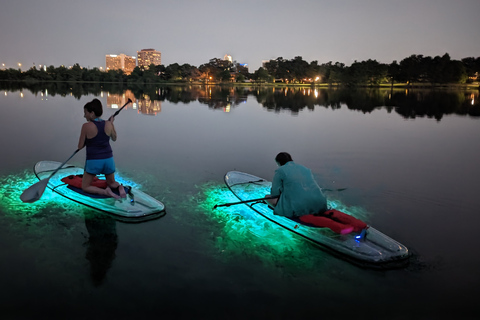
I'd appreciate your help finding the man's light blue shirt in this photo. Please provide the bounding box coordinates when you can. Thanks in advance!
[270,161,327,218]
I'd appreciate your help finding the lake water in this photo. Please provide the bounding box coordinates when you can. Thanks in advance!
[0,85,479,319]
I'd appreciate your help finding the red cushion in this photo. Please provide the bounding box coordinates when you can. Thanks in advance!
[61,175,108,189]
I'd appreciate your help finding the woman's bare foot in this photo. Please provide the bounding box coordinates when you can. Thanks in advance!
[119,185,127,198]
[105,186,120,199]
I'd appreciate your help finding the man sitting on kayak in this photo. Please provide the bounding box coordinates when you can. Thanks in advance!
[266,152,366,234]
[77,98,126,199]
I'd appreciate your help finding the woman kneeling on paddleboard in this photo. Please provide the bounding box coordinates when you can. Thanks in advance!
[77,99,126,199]
[266,152,366,234]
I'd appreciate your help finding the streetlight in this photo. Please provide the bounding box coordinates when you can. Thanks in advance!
[18,63,22,71]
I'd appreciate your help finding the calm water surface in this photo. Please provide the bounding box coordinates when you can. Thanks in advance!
[0,86,479,319]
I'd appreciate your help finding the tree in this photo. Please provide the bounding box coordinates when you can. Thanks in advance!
[180,64,200,81]
[387,61,401,85]
[461,57,480,81]
[165,63,181,81]
[235,73,245,83]
[252,67,271,82]
[143,64,158,83]
[291,56,309,82]
[398,54,425,83]
[263,59,279,78]
[82,67,102,82]
[153,64,166,76]
[328,62,345,84]
[219,70,232,82]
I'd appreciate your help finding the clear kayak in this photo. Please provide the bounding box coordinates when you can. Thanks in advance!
[224,171,409,268]
[34,161,166,222]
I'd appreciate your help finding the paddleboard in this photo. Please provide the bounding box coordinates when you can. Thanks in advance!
[34,161,166,221]
[224,171,409,268]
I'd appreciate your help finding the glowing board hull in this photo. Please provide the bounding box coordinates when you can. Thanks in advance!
[34,161,165,221]
[225,171,409,268]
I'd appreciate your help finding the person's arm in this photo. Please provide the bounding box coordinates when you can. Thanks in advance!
[106,117,117,141]
[77,124,87,149]
[270,170,283,197]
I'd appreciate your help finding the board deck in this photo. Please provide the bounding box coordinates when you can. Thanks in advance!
[224,171,409,268]
[34,161,166,221]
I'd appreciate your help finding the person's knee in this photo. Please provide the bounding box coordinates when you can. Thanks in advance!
[81,174,94,191]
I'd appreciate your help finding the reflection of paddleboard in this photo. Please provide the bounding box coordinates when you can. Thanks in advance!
[224,171,409,268]
[34,161,166,221]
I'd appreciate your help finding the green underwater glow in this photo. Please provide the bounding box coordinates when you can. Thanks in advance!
[0,170,141,230]
[194,182,372,270]
[0,170,90,245]
[0,170,82,216]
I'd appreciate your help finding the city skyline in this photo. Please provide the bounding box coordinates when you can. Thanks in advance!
[105,48,162,74]
[1,0,479,72]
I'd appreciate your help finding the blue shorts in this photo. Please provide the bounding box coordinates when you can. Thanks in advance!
[85,157,116,175]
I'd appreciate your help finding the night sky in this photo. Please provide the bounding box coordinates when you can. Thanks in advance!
[1,0,479,71]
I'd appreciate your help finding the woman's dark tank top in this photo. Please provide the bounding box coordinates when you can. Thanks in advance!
[85,120,113,160]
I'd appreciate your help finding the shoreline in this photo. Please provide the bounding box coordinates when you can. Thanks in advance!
[1,79,479,90]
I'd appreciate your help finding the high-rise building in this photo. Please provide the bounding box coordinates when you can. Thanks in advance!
[137,49,162,69]
[124,56,136,74]
[105,54,136,75]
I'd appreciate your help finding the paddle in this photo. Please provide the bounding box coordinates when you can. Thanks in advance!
[20,149,80,203]
[112,98,132,118]
[322,188,348,192]
[213,195,279,210]
[20,98,133,203]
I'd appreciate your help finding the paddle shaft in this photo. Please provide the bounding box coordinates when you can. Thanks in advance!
[47,149,80,179]
[112,98,132,118]
[213,195,278,209]
[322,188,347,192]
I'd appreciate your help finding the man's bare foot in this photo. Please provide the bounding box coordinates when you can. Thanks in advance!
[106,186,120,199]
[119,185,127,198]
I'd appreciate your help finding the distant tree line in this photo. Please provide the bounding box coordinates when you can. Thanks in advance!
[1,53,479,86]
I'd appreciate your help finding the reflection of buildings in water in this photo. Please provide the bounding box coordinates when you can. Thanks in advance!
[106,90,136,110]
[470,93,477,106]
[137,97,161,115]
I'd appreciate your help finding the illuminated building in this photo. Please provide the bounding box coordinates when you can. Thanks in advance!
[224,54,233,62]
[105,54,136,75]
[124,56,136,74]
[137,49,162,69]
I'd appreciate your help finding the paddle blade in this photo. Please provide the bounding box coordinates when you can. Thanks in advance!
[20,179,49,203]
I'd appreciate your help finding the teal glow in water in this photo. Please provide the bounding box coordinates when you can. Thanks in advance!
[0,171,82,217]
[187,183,345,270]
[0,171,94,250]
[191,182,372,270]
[0,170,139,229]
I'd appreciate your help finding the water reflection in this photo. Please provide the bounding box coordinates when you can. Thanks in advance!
[1,82,478,120]
[83,212,118,286]
[385,89,479,121]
